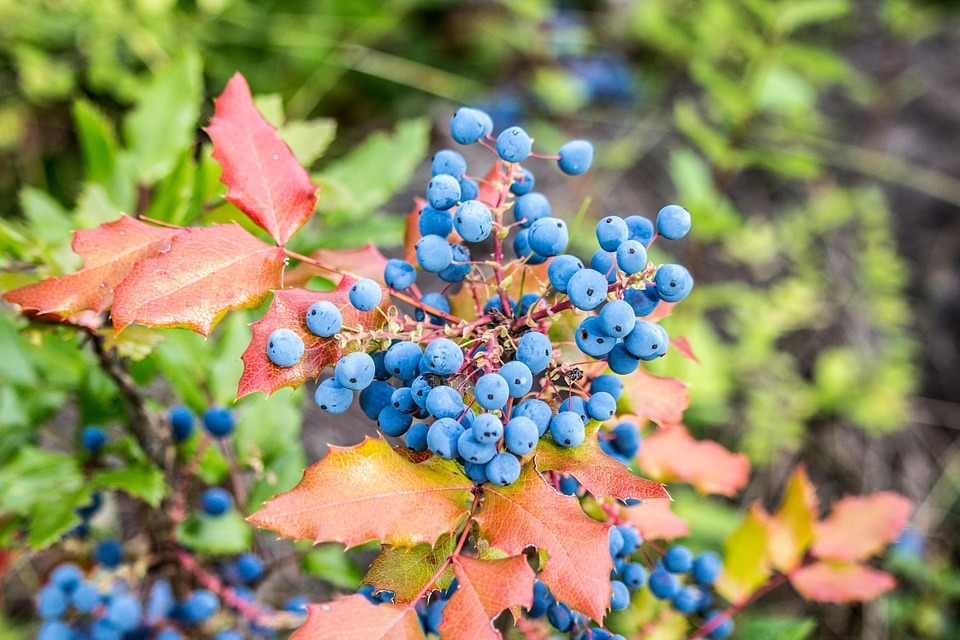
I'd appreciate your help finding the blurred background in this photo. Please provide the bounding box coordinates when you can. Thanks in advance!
[1,0,959,638]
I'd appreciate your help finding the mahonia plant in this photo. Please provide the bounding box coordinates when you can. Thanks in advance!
[2,74,914,639]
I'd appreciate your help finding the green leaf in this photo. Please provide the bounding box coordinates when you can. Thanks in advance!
[91,465,168,507]
[776,0,850,34]
[302,544,365,591]
[282,118,337,168]
[176,509,252,555]
[247,445,307,512]
[123,52,203,183]
[739,616,816,640]
[234,389,303,465]
[72,99,118,184]
[362,536,456,603]
[145,149,198,226]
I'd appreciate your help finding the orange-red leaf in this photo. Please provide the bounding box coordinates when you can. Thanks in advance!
[404,198,427,266]
[475,466,612,622]
[478,161,506,209]
[789,561,896,603]
[620,500,689,542]
[2,215,180,318]
[638,425,749,497]
[620,368,690,426]
[766,465,818,572]
[812,493,912,563]
[111,223,286,336]
[291,595,424,640]
[249,438,473,548]
[437,555,535,640]
[237,282,384,399]
[670,335,699,364]
[534,423,669,502]
[208,73,319,245]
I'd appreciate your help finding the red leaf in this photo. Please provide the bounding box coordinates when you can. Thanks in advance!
[285,245,390,289]
[291,595,424,640]
[620,368,690,426]
[620,500,689,542]
[2,215,180,318]
[208,73,319,245]
[670,335,699,364]
[534,423,669,502]
[644,300,675,322]
[475,465,613,622]
[437,555,535,640]
[248,438,474,548]
[812,493,913,563]
[790,561,896,603]
[638,425,749,497]
[237,282,385,399]
[478,161,506,209]
[404,198,427,266]
[111,223,286,336]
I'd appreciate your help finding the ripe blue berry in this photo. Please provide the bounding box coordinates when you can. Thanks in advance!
[504,416,539,455]
[596,215,629,251]
[425,385,466,419]
[81,426,107,453]
[378,405,413,437]
[518,292,542,317]
[453,200,494,243]
[359,380,394,420]
[183,589,220,622]
[513,399,551,436]
[656,204,691,240]
[439,241,473,282]
[416,234,454,273]
[609,526,625,556]
[426,174,461,210]
[607,344,640,375]
[498,360,533,397]
[474,373,509,410]
[510,167,535,196]
[315,378,353,414]
[201,488,232,516]
[625,215,655,246]
[236,553,264,583]
[574,316,615,358]
[431,149,467,177]
[450,107,491,144]
[459,177,480,201]
[705,611,735,639]
[496,126,532,163]
[405,422,429,451]
[416,292,452,325]
[71,581,102,613]
[349,278,382,311]
[384,259,417,290]
[557,140,594,175]
[283,596,310,614]
[599,299,636,338]
[559,396,588,423]
[558,474,580,496]
[457,430,497,464]
[418,206,454,237]
[591,249,618,284]
[49,564,82,593]
[664,545,694,573]
[306,300,343,337]
[463,460,489,484]
[36,585,68,619]
[169,405,195,442]
[623,286,660,317]
[610,579,630,610]
[693,551,723,585]
[621,563,647,589]
[267,328,304,367]
[95,540,122,568]
[610,422,641,458]
[590,374,623,400]
[513,229,546,265]
[587,391,617,421]
[619,524,642,553]
[526,580,552,618]
[616,239,647,274]
[472,413,503,444]
[485,452,521,486]
[106,593,143,631]
[38,622,71,640]
[566,268,609,311]
[550,411,585,448]
[513,192,551,227]
[427,417,464,459]
[203,407,235,437]
[654,264,694,303]
[624,320,668,360]
[548,254,584,293]
[384,341,423,380]
[546,600,573,632]
[648,569,680,599]
[421,338,464,376]
[335,351,376,391]
[528,217,569,256]
[516,331,552,374]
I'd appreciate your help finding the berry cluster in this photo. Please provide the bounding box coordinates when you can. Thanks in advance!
[260,106,694,490]
[646,544,732,639]
[357,580,456,636]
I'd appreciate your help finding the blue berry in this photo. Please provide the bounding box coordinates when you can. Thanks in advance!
[384,259,417,290]
[421,339,464,376]
[591,249,618,284]
[510,167,535,196]
[525,580,552,618]
[616,239,647,274]
[418,206,454,237]
[359,380,394,420]
[38,622,71,640]
[416,234,453,273]
[528,217,569,257]
[648,569,680,599]
[349,278,382,311]
[472,413,504,444]
[80,426,107,453]
[498,360,533,397]
[463,460,489,484]
[504,416,539,455]
[405,422,429,451]
[596,215,629,251]
[391,387,418,414]
[421,598,448,635]
[284,596,310,614]
[417,292,452,325]
[95,540,122,568]
[546,600,573,632]
[106,593,142,632]
[558,474,580,496]
[426,174,461,210]
[169,406,195,442]
[621,563,647,589]
[183,589,219,623]
[664,545,694,573]
[450,107,491,144]
[609,527,625,556]
[513,399,551,436]
[457,430,497,464]
[236,553,264,583]
[203,407,235,437]
[438,244,471,285]
[625,215,655,246]
[485,453,521,486]
[693,551,723,585]
[550,411,585,448]
[431,149,467,178]
[518,292,542,317]
[157,630,183,640]
[425,385,466,419]
[453,200,493,243]
[618,525,641,553]
[705,611,735,639]
[385,341,423,380]
[37,585,68,619]
[575,316,616,358]
[267,328,304,367]
[459,177,479,201]
[548,254,584,293]
[496,126,532,163]
[427,418,464,459]
[513,192,551,228]
[654,264,694,303]
[599,300,636,338]
[146,579,174,623]
[201,488,232,516]
[516,331,552,374]
[623,286,660,317]
[559,396,588,423]
[378,405,413,437]
[590,374,623,400]
[611,422,641,458]
[474,373,509,410]
[314,378,353,414]
[72,581,102,612]
[90,619,121,640]
[483,296,516,316]
[672,585,703,614]
[610,579,630,610]
[656,204,691,240]
[624,320,668,360]
[410,375,435,408]
[587,392,617,421]
[513,229,546,265]
[557,140,594,175]
[566,268,609,311]
[335,352,376,391]
[607,344,640,375]
[306,301,343,337]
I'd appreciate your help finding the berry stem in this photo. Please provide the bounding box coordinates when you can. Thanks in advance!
[685,572,790,640]
[175,548,275,625]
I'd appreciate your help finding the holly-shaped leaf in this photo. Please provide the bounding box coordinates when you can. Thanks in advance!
[111,223,286,336]
[237,281,385,398]
[535,423,669,502]
[638,424,749,496]
[715,504,772,605]
[766,466,818,572]
[789,561,896,603]
[812,492,912,563]
[620,369,690,426]
[474,465,612,621]
[207,73,319,246]
[284,244,390,289]
[437,555,535,640]
[292,595,424,640]
[620,500,689,542]
[2,215,180,318]
[363,536,456,604]
[249,438,474,548]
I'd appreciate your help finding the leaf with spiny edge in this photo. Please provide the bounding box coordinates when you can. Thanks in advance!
[207,73,319,246]
[2,215,180,319]
[638,424,749,497]
[437,555,535,640]
[111,223,286,336]
[812,492,912,563]
[237,280,386,399]
[249,438,474,548]
[534,422,669,502]
[363,535,456,604]
[789,562,896,603]
[474,465,612,622]
[291,595,424,640]
[620,368,690,426]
